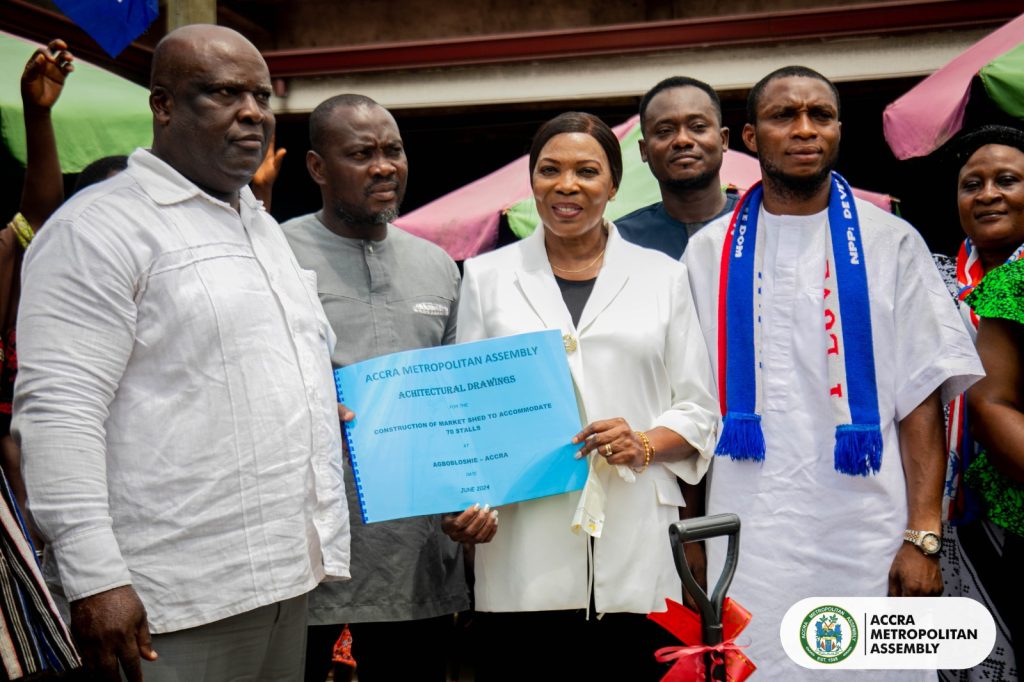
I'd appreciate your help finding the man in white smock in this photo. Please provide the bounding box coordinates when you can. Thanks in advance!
[683,66,983,678]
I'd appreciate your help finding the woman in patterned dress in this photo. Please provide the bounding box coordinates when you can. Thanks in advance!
[939,125,1024,681]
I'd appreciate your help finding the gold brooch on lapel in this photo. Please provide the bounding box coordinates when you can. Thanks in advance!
[563,334,578,354]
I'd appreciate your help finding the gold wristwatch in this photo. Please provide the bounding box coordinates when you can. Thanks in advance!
[903,529,942,556]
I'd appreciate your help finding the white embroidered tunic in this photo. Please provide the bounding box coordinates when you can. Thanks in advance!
[14,150,350,633]
[684,200,982,679]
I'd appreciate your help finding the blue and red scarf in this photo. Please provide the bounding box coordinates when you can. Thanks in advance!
[715,173,883,475]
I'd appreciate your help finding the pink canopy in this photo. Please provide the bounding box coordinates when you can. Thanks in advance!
[393,152,529,261]
[883,13,1024,160]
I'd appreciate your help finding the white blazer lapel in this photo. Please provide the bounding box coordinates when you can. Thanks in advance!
[577,223,630,333]
[513,225,585,396]
[513,225,573,332]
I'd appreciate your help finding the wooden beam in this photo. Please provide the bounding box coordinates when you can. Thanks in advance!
[263,0,1021,77]
[165,0,216,30]
[4,0,1019,87]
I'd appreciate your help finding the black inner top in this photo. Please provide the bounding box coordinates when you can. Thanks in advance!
[554,276,597,328]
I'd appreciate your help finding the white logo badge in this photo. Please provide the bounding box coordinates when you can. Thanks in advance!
[782,597,995,670]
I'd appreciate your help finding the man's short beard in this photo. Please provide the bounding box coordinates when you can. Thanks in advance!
[332,202,399,228]
[661,167,719,193]
[374,206,399,225]
[760,158,834,204]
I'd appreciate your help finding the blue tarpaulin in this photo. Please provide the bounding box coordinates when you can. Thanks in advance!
[50,0,159,58]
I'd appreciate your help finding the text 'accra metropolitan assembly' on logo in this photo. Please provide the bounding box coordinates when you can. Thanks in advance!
[781,598,995,670]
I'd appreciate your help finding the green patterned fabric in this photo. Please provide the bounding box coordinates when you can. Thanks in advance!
[964,257,1024,535]
[963,453,1024,535]
[965,257,1024,325]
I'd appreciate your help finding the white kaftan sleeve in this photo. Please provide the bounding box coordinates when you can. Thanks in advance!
[892,228,984,421]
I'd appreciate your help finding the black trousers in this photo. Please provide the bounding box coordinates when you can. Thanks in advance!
[304,615,455,682]
[471,609,678,682]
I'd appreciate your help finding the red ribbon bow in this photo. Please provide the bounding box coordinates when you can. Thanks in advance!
[648,597,756,682]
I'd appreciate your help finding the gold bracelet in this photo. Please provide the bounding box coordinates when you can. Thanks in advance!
[633,430,653,474]
[9,213,35,250]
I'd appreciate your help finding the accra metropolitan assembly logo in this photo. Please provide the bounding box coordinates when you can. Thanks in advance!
[799,605,859,664]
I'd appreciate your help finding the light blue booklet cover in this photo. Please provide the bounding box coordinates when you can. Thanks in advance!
[334,330,586,523]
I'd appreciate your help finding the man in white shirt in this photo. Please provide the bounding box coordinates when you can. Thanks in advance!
[13,25,350,682]
[684,66,982,678]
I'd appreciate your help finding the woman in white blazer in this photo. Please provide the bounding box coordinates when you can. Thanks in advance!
[458,112,718,681]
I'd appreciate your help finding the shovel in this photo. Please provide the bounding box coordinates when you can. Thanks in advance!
[669,513,741,682]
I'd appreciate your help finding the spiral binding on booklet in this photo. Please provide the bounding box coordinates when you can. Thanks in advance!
[334,372,369,524]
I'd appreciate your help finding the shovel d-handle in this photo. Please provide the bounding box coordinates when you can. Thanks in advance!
[669,513,741,681]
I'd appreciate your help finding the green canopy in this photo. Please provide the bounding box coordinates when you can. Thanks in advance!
[980,41,1024,120]
[0,31,151,173]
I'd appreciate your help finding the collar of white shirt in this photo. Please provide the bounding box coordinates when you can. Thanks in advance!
[128,148,262,211]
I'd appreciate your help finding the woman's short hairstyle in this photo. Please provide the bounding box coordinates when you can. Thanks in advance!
[951,124,1024,169]
[528,112,623,189]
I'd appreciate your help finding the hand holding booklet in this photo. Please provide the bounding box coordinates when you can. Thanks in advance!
[333,330,586,523]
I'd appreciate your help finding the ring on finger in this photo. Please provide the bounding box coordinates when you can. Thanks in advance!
[604,443,613,457]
